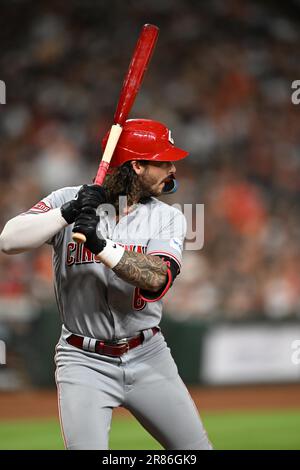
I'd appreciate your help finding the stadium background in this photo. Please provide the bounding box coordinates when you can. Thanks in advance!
[0,0,300,449]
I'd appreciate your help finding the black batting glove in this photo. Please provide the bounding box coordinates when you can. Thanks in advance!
[61,184,107,224]
[60,200,80,224]
[78,184,107,210]
[72,207,106,254]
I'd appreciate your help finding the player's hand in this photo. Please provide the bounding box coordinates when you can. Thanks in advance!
[72,207,106,254]
[61,184,107,224]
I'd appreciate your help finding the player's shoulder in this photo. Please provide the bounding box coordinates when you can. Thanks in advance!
[52,185,81,197]
[47,185,81,204]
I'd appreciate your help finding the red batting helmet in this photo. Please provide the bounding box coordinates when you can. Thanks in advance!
[101,119,189,169]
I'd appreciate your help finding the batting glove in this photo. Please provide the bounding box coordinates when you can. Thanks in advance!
[72,207,106,254]
[61,184,107,224]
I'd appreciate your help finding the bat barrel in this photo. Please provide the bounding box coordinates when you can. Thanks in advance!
[114,24,159,126]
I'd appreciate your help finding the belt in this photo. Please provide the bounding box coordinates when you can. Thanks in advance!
[66,327,159,357]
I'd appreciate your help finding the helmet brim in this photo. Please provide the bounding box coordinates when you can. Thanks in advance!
[140,145,189,163]
[107,145,188,172]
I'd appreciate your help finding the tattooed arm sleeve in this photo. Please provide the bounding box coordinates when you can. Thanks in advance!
[112,251,168,292]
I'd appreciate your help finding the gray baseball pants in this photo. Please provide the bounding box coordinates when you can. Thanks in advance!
[55,328,212,450]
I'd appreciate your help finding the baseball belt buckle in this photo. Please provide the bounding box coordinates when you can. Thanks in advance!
[110,340,129,355]
[122,342,130,354]
[111,337,129,345]
[110,337,130,354]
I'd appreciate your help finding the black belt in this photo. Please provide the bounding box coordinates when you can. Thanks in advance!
[66,327,159,357]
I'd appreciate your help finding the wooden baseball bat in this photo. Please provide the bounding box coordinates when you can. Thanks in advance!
[73,24,159,243]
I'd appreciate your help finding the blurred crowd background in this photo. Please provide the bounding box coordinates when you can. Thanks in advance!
[0,0,300,387]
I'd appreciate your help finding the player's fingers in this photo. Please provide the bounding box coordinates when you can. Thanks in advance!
[81,198,102,209]
[72,221,96,236]
[82,185,106,198]
[73,213,99,228]
[80,206,97,215]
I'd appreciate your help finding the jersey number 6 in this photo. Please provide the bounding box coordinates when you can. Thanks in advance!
[133,287,146,310]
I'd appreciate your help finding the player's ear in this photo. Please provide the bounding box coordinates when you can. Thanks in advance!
[131,160,146,175]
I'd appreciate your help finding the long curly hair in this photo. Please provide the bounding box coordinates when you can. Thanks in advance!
[103,161,150,212]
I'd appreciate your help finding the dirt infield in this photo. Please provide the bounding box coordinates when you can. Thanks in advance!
[1,384,300,420]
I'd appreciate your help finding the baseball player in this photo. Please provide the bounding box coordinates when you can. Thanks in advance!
[0,119,212,450]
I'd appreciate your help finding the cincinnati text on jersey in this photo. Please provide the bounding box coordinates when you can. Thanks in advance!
[66,242,147,266]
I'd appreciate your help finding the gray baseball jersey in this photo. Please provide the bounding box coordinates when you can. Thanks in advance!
[29,186,186,340]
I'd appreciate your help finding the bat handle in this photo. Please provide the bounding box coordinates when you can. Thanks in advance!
[72,123,122,244]
[72,161,109,244]
[72,232,86,244]
[71,164,107,244]
[95,161,110,185]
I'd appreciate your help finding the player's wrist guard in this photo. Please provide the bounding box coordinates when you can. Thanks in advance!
[72,209,124,267]
[96,239,125,269]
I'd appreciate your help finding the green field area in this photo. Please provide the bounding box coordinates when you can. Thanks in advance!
[0,410,300,450]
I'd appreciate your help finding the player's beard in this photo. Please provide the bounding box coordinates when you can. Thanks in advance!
[138,169,164,198]
[104,162,157,213]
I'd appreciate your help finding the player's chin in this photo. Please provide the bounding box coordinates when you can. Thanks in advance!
[152,185,164,196]
[142,182,164,197]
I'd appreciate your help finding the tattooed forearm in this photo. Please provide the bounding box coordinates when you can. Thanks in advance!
[113,251,168,292]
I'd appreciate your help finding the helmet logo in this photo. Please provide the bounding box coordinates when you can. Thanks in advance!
[168,130,174,145]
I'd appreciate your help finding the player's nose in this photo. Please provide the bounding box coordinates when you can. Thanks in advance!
[165,161,176,173]
[169,162,176,174]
